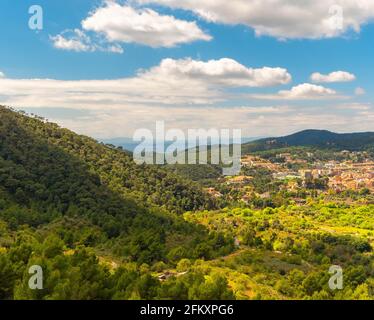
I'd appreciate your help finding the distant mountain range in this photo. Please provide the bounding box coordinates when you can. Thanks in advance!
[102,130,374,154]
[243,129,374,153]
[104,130,374,153]
[102,137,263,152]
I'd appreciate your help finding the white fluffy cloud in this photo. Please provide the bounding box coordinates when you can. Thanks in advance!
[143,58,291,87]
[0,58,291,109]
[81,3,212,47]
[51,29,92,52]
[311,71,356,83]
[138,0,374,39]
[276,83,339,100]
[50,29,124,54]
[252,83,341,100]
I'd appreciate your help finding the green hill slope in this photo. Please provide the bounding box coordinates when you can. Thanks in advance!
[0,106,232,265]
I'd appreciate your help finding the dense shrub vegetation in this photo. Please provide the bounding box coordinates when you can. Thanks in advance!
[0,107,373,300]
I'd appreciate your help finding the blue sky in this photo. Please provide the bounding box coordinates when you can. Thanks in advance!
[0,0,373,138]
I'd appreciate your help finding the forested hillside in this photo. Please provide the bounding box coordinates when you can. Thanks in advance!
[0,106,234,299]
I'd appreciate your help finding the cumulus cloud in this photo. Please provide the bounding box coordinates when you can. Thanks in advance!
[274,83,339,100]
[81,3,212,47]
[142,58,292,87]
[0,58,291,109]
[137,0,374,39]
[50,29,124,53]
[311,71,356,83]
[252,83,342,100]
[51,29,92,52]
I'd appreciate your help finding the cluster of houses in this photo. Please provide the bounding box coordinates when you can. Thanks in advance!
[273,156,374,192]
[204,151,374,201]
[326,161,374,192]
[274,161,374,192]
[242,152,374,193]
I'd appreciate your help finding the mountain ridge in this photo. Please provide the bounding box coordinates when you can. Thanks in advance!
[243,129,374,153]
